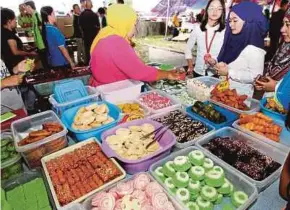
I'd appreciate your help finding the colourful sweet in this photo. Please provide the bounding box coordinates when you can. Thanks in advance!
[162,161,176,177]
[200,186,218,202]
[196,196,213,210]
[202,158,214,171]
[173,156,191,172]
[189,166,205,181]
[188,150,205,166]
[164,177,177,194]
[186,201,200,210]
[173,172,190,188]
[187,179,201,195]
[139,91,172,110]
[231,191,248,207]
[176,188,190,203]
[204,169,225,188]
[154,166,166,182]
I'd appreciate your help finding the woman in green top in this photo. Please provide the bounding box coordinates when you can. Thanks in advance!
[18,4,33,36]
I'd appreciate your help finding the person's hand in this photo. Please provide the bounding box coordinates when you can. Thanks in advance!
[1,75,24,89]
[215,62,228,76]
[255,76,277,92]
[187,66,194,74]
[13,59,35,73]
[206,58,217,67]
[167,70,186,81]
[29,51,38,56]
[70,61,76,69]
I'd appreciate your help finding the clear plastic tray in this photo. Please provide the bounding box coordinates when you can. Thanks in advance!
[210,97,260,115]
[137,90,182,114]
[233,118,290,153]
[96,79,144,103]
[11,111,68,168]
[2,169,53,209]
[114,100,151,118]
[196,127,287,191]
[82,172,184,210]
[149,146,258,210]
[59,203,85,210]
[41,138,126,209]
[148,108,215,149]
[49,86,101,116]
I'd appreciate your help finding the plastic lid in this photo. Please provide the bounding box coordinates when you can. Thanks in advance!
[53,79,88,103]
[159,64,174,71]
[275,71,290,109]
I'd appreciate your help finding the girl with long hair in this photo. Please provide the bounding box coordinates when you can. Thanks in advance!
[184,0,226,77]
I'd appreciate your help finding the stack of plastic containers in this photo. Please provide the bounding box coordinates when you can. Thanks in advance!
[11,111,68,169]
[260,97,287,121]
[196,127,287,191]
[96,79,144,103]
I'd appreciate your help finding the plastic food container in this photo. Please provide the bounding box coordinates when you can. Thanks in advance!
[148,108,215,149]
[149,146,258,210]
[96,79,144,103]
[1,131,23,181]
[260,97,287,121]
[186,102,239,130]
[34,75,90,96]
[11,111,68,169]
[82,172,184,210]
[41,138,126,209]
[233,117,290,153]
[210,96,260,114]
[187,76,221,101]
[196,127,287,191]
[101,119,176,174]
[59,203,85,210]
[137,90,181,114]
[2,169,53,210]
[61,101,121,142]
[49,86,100,116]
[114,100,151,120]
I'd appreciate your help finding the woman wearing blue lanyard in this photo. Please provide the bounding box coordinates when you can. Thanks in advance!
[40,6,75,69]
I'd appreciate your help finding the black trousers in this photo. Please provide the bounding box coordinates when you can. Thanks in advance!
[38,49,49,69]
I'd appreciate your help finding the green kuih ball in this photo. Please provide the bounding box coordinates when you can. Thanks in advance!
[186,201,200,210]
[217,179,232,194]
[176,188,191,204]
[196,196,214,210]
[162,161,176,177]
[231,191,249,207]
[224,183,235,197]
[164,177,177,194]
[154,166,166,182]
[188,179,201,194]
[173,171,190,188]
[173,156,192,172]
[202,158,214,171]
[188,150,205,166]
[189,166,205,181]
[190,192,199,201]
[212,166,225,174]
[222,204,235,210]
[205,170,225,188]
[214,194,224,205]
[200,185,218,202]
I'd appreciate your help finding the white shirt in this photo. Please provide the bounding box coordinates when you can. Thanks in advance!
[185,23,225,76]
[228,45,266,97]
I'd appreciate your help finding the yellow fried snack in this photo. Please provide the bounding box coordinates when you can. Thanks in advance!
[118,103,146,122]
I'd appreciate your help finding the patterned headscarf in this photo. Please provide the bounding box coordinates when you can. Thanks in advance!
[265,6,290,80]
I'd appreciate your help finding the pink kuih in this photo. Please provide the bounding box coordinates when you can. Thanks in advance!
[90,173,178,210]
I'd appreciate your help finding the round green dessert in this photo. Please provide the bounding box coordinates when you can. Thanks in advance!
[202,158,214,171]
[222,204,235,210]
[214,194,223,205]
[162,161,176,177]
[188,150,205,166]
[231,191,248,207]
[154,166,166,182]
[188,179,201,194]
[189,166,205,181]
[196,196,213,210]
[173,171,190,188]
[224,183,234,197]
[217,179,232,194]
[200,185,218,202]
[176,188,190,203]
[186,202,200,210]
[205,170,225,188]
[173,156,191,172]
[212,166,224,175]
[164,177,177,194]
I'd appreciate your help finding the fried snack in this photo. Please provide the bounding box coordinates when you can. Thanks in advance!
[238,113,282,142]
[45,142,122,206]
[211,88,249,111]
[265,97,287,114]
[117,103,145,122]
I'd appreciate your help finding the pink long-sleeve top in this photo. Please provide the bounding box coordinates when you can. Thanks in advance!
[89,35,158,87]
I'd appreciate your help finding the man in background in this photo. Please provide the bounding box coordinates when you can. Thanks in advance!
[73,4,86,64]
[172,11,180,38]
[18,4,33,36]
[79,0,100,64]
[23,0,48,69]
[98,7,107,29]
[266,0,288,61]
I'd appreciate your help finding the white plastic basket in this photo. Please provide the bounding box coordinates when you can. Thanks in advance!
[96,80,143,103]
[49,86,100,116]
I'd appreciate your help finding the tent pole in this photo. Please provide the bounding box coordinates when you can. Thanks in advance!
[164,0,170,39]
